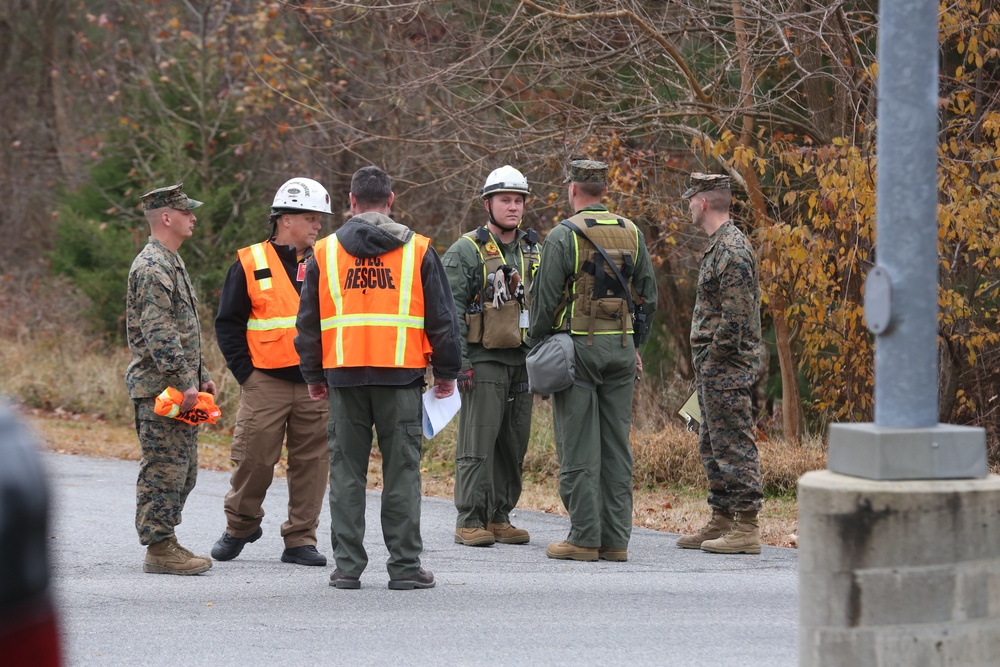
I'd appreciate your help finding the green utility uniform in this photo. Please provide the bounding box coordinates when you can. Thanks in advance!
[442,226,540,529]
[528,205,657,549]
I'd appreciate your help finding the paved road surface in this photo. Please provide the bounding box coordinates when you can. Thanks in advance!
[46,453,798,666]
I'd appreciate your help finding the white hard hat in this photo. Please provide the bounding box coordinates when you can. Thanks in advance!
[480,165,530,200]
[271,177,332,215]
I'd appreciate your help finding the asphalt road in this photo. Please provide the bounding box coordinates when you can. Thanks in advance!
[45,453,798,666]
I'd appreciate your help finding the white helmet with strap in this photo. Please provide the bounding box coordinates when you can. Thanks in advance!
[271,177,332,215]
[480,165,530,200]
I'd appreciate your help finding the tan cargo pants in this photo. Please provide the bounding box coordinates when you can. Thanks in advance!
[223,371,329,548]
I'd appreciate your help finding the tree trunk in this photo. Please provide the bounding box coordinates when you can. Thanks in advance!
[733,0,803,444]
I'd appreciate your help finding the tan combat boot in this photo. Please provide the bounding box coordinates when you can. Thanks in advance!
[675,510,735,549]
[487,522,530,544]
[454,527,496,546]
[545,541,598,561]
[144,539,213,575]
[598,546,628,562]
[168,535,211,562]
[700,510,761,555]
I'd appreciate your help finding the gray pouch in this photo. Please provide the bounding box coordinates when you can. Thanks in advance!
[525,333,576,396]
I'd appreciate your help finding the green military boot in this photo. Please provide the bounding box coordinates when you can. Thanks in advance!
[144,539,213,575]
[700,510,761,555]
[675,509,734,549]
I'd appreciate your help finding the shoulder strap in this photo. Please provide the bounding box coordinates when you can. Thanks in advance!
[560,220,634,314]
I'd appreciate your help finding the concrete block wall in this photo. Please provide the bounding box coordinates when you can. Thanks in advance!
[798,470,1000,666]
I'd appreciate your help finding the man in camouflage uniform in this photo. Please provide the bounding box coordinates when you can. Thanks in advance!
[126,183,216,575]
[676,173,764,555]
[528,159,657,562]
[443,165,538,548]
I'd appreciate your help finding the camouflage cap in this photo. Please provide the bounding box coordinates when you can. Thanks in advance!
[681,172,731,199]
[140,183,203,211]
[563,159,609,184]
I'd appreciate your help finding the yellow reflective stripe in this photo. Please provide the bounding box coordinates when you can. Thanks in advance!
[396,239,418,365]
[325,235,345,365]
[320,314,424,328]
[247,316,297,331]
[250,242,272,291]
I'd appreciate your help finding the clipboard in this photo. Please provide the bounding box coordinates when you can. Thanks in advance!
[677,391,701,433]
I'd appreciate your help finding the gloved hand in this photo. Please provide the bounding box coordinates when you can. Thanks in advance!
[457,369,475,393]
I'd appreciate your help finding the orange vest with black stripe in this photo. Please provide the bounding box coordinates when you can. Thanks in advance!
[314,232,432,369]
[237,242,301,369]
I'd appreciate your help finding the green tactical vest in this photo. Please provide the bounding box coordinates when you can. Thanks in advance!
[554,212,640,344]
[461,226,540,349]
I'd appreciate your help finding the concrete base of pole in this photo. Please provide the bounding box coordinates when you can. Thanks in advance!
[798,470,1000,667]
[828,423,987,480]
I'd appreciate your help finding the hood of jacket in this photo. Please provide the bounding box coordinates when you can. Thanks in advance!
[335,212,413,259]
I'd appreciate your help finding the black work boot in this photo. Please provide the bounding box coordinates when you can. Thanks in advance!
[281,545,327,566]
[211,527,263,561]
[388,568,435,590]
[329,569,361,589]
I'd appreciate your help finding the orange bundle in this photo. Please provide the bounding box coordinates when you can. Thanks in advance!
[154,387,222,425]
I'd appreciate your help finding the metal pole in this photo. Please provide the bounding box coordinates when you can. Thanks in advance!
[873,0,938,427]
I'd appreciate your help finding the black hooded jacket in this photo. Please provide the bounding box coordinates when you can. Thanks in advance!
[294,212,461,387]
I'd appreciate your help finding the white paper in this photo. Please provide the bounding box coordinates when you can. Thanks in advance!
[422,387,462,439]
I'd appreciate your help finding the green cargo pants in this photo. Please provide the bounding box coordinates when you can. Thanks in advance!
[327,385,425,579]
[454,360,533,529]
[551,335,636,549]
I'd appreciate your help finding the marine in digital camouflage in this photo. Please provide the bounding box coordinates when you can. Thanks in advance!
[690,217,762,514]
[690,220,762,390]
[125,235,209,546]
[562,159,608,184]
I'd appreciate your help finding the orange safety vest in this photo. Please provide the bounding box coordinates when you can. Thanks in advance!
[237,242,301,369]
[314,232,432,369]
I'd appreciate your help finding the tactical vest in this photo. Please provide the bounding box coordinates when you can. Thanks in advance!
[314,233,432,369]
[554,212,640,344]
[461,226,539,349]
[237,242,301,369]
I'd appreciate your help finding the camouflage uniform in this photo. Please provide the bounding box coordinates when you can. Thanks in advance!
[442,226,538,532]
[690,217,763,514]
[126,185,210,547]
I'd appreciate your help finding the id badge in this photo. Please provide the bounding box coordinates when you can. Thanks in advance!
[519,309,530,328]
[296,262,307,282]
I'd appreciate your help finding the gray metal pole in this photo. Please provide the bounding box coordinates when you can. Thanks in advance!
[873,0,938,427]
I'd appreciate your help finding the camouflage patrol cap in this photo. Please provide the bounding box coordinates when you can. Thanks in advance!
[563,159,608,184]
[681,172,731,199]
[140,183,203,211]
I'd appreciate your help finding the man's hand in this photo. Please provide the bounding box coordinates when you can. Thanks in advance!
[635,349,643,376]
[457,369,474,394]
[200,380,217,398]
[434,378,456,398]
[307,383,329,401]
[179,386,199,413]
